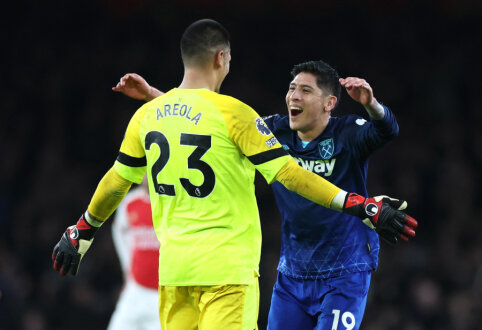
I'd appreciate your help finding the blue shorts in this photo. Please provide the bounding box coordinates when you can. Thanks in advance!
[267,271,371,330]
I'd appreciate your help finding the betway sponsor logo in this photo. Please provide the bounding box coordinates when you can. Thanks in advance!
[293,157,336,177]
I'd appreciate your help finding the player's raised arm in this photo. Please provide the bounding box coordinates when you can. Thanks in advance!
[339,77,385,119]
[274,159,418,244]
[112,73,164,101]
[340,76,399,163]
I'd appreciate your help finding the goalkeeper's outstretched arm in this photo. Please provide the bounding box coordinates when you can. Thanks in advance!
[275,159,418,244]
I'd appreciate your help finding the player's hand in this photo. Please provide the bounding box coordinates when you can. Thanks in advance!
[112,73,152,101]
[52,213,98,276]
[343,193,418,244]
[339,77,374,107]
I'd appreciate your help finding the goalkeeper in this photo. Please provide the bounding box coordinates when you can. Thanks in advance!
[52,19,417,330]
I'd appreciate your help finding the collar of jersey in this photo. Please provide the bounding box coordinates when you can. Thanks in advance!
[293,117,334,150]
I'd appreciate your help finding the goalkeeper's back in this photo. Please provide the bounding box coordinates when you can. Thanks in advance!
[113,87,291,286]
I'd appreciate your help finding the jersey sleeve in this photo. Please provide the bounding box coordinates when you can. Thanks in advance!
[275,158,342,209]
[348,105,399,160]
[113,107,148,184]
[221,99,291,184]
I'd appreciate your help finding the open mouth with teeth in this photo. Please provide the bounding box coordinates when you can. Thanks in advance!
[290,107,303,117]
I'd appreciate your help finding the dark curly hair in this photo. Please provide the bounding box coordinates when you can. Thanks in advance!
[291,60,341,103]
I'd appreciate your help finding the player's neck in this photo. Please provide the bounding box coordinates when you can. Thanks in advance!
[179,68,220,92]
[297,118,329,142]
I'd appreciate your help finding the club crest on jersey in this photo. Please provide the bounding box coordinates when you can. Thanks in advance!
[318,138,334,160]
[255,118,271,136]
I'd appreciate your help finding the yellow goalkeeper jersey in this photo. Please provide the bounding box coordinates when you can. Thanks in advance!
[114,88,291,285]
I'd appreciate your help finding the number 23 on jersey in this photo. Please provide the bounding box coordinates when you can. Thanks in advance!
[145,131,216,198]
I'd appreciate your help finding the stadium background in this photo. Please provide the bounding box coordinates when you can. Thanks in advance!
[1,0,481,329]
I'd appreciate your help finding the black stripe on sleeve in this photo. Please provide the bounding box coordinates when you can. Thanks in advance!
[116,152,147,167]
[247,148,289,165]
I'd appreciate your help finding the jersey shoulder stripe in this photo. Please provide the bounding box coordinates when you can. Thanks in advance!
[247,147,288,165]
[114,105,150,183]
[117,152,147,167]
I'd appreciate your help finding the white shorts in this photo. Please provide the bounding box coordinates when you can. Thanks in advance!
[108,279,160,330]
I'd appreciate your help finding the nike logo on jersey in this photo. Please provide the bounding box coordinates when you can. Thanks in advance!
[157,104,202,125]
[293,157,336,176]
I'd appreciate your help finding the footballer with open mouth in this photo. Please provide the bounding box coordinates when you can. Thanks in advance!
[285,71,337,143]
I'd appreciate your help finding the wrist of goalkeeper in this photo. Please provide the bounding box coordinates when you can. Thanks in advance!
[65,212,102,244]
[72,211,102,240]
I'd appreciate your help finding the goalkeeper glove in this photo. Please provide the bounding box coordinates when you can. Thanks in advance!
[52,212,99,276]
[343,193,418,244]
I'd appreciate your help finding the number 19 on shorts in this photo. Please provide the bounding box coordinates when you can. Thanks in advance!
[332,309,356,330]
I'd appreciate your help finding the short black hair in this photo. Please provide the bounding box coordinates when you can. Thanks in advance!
[291,60,341,102]
[181,19,230,67]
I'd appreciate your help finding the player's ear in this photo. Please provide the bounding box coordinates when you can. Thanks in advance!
[214,50,225,68]
[324,95,337,113]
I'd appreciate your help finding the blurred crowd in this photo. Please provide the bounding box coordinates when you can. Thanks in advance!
[1,1,481,329]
